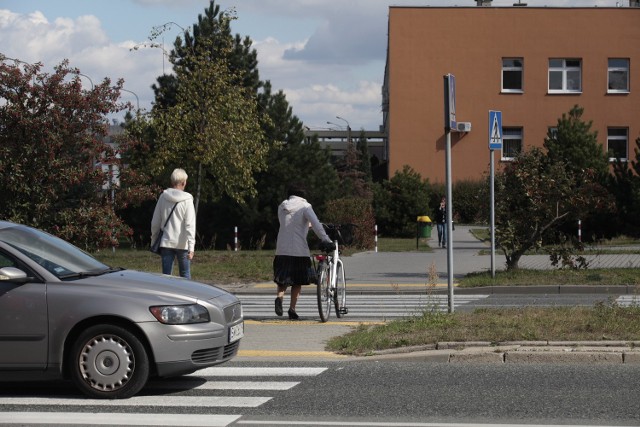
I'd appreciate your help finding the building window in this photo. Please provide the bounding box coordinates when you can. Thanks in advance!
[548,59,581,93]
[502,58,523,93]
[608,58,629,93]
[502,127,523,160]
[607,128,628,161]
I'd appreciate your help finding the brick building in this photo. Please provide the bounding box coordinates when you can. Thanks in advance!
[382,4,640,184]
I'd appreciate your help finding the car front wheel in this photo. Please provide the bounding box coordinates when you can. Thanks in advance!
[69,324,150,399]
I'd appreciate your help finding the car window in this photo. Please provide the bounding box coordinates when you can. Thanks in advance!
[0,252,17,269]
[0,225,109,279]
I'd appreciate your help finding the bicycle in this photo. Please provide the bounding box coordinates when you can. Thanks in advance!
[314,223,354,322]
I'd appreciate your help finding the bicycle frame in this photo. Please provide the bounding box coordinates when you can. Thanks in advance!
[315,235,347,322]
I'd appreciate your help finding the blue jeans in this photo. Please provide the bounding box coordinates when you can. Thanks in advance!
[160,248,191,279]
[437,223,446,246]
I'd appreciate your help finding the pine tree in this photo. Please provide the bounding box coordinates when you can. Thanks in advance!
[544,105,609,180]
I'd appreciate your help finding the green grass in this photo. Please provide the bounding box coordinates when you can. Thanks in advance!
[326,303,640,355]
[376,237,433,252]
[459,268,640,288]
[94,248,275,283]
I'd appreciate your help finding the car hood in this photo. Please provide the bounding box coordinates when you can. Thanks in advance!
[75,269,234,303]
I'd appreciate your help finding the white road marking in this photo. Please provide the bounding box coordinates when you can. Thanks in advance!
[148,380,299,390]
[190,366,327,377]
[0,395,271,407]
[0,412,239,426]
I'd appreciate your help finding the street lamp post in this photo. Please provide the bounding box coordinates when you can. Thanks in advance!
[336,116,351,144]
[76,72,94,90]
[120,88,140,111]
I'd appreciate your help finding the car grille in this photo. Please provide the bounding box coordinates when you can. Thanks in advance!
[191,341,240,364]
[224,302,242,323]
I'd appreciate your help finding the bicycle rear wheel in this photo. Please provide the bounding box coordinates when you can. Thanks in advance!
[316,261,332,322]
[334,261,347,317]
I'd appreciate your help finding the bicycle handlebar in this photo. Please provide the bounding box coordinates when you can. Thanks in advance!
[318,240,336,253]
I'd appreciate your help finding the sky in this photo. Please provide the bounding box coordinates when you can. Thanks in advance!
[0,0,617,131]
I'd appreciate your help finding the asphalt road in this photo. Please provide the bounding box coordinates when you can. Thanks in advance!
[3,361,639,426]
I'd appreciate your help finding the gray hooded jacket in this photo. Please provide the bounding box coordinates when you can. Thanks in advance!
[275,196,331,257]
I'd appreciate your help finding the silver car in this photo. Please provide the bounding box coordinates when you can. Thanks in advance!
[0,221,243,399]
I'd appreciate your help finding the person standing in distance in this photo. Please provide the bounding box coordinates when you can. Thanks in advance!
[273,184,333,320]
[435,196,447,248]
[151,168,196,279]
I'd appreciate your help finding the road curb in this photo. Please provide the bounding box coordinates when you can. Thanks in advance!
[353,341,640,364]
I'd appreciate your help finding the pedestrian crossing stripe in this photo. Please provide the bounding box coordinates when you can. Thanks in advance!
[190,367,327,376]
[0,412,239,426]
[0,366,329,425]
[0,395,271,408]
[146,380,299,390]
[251,282,458,288]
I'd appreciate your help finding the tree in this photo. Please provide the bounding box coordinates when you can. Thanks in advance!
[544,105,609,180]
[0,58,154,250]
[237,81,341,248]
[373,165,431,237]
[336,140,372,199]
[494,148,574,269]
[151,2,261,110]
[494,105,618,270]
[147,10,268,213]
[610,136,640,237]
[494,147,614,270]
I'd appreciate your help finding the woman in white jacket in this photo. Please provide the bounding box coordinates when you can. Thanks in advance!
[150,168,196,279]
[273,184,332,320]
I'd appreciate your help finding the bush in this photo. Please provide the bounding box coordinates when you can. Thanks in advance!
[323,197,376,249]
[373,166,431,237]
[430,179,487,225]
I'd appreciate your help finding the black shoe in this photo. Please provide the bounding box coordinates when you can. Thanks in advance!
[288,308,299,320]
[275,297,283,316]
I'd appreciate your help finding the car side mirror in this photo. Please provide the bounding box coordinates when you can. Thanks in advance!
[0,267,33,283]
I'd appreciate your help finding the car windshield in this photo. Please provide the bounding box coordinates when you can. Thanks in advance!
[0,225,111,279]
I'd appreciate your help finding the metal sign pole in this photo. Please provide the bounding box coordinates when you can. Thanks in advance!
[488,110,502,279]
[443,74,455,313]
[446,130,454,313]
[490,149,496,278]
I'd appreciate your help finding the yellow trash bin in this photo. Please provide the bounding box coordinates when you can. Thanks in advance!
[416,216,432,238]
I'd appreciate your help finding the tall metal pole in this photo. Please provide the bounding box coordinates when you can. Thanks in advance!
[490,150,496,278]
[446,130,454,313]
[336,116,351,145]
[443,75,455,313]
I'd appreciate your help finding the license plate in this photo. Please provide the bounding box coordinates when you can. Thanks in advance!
[229,322,244,343]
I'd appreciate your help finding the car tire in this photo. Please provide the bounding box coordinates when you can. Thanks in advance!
[68,324,150,399]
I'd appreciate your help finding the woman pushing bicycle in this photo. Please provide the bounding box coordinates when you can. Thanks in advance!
[273,184,334,320]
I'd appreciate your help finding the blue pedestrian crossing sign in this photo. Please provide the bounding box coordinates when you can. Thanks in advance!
[489,110,502,150]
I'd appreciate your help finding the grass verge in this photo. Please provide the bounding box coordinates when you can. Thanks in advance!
[459,268,640,287]
[326,302,640,355]
[94,249,275,283]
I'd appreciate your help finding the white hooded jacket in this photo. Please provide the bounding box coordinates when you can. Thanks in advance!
[150,188,196,252]
[275,196,331,257]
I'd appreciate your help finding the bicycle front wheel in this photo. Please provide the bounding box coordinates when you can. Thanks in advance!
[317,261,332,322]
[334,261,347,318]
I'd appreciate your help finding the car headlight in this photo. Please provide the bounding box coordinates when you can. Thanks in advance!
[149,304,210,324]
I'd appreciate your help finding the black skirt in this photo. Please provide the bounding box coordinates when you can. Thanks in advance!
[273,255,313,287]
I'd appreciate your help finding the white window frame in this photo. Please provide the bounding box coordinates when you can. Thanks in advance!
[501,58,524,93]
[607,58,630,93]
[607,128,628,162]
[501,127,523,161]
[548,59,582,94]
